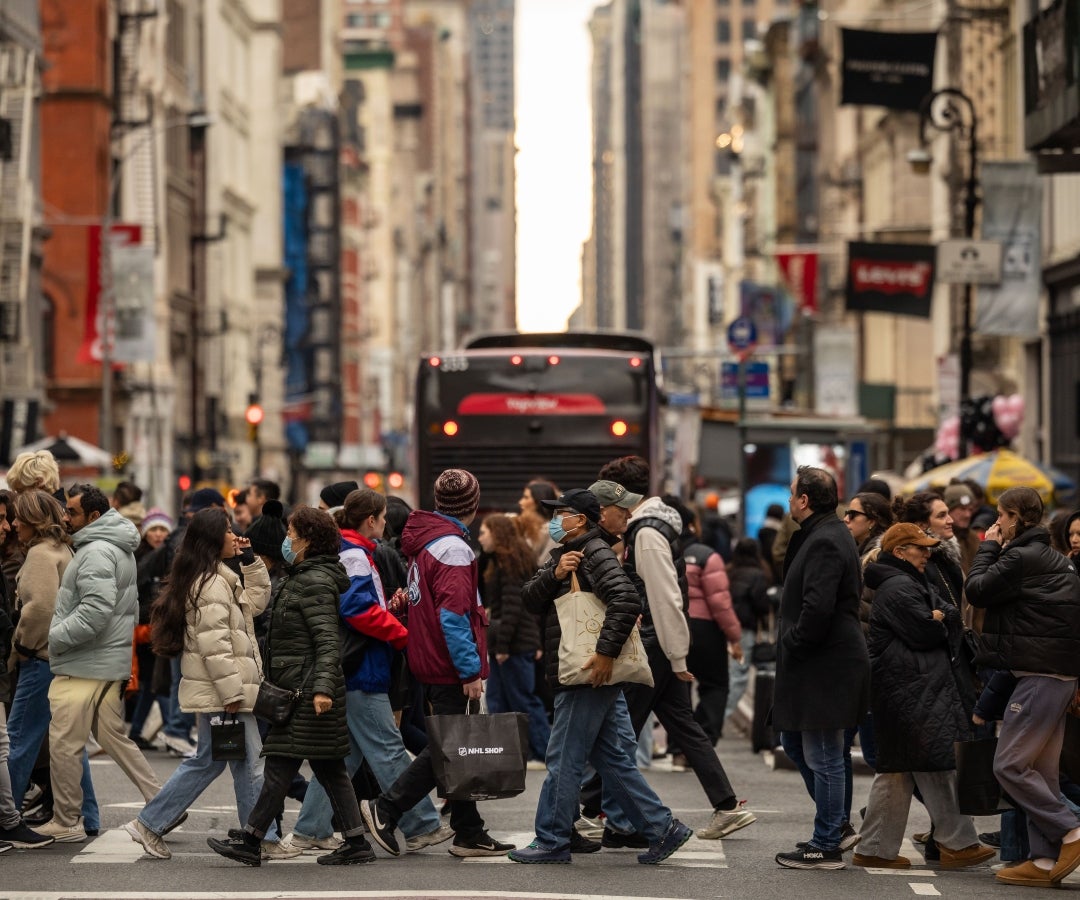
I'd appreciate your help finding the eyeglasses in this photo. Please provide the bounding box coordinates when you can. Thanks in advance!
[843,510,868,521]
[898,544,932,555]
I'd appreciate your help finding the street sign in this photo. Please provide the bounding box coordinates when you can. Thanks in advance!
[720,361,770,402]
[727,316,758,353]
[936,239,1003,285]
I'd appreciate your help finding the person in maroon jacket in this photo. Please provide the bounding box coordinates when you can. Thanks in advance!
[360,469,515,859]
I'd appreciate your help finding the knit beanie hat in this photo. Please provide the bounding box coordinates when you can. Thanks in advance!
[320,480,359,510]
[245,499,286,561]
[434,468,480,520]
[140,507,174,537]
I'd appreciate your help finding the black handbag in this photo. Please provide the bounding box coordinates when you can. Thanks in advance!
[253,667,313,726]
[210,714,247,761]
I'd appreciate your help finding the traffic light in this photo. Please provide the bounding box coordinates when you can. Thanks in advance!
[245,398,264,444]
[363,471,384,491]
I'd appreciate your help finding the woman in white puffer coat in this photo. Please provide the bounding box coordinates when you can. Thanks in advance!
[121,508,283,860]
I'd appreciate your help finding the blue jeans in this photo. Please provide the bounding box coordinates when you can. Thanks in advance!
[780,728,847,851]
[534,687,672,850]
[725,631,756,719]
[486,653,551,761]
[163,658,195,740]
[295,690,439,840]
[6,658,99,830]
[139,712,275,839]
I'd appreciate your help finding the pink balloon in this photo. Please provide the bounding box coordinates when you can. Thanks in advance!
[1007,394,1025,418]
[992,395,1008,418]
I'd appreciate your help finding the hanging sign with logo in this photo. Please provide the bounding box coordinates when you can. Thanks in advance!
[840,29,938,111]
[78,223,142,366]
[845,241,936,317]
[776,250,819,312]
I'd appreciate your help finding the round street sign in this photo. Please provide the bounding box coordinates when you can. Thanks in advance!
[727,316,758,353]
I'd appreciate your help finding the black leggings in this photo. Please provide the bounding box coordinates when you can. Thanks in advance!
[247,755,364,839]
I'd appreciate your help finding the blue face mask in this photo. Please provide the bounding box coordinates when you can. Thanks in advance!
[548,516,567,543]
[281,536,297,565]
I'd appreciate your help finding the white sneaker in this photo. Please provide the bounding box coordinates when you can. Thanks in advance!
[35,818,87,843]
[575,814,605,840]
[697,802,757,840]
[261,839,303,860]
[123,819,171,859]
[280,832,343,853]
[405,822,455,852]
[161,734,197,758]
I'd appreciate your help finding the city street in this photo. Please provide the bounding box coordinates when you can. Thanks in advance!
[1,728,1066,900]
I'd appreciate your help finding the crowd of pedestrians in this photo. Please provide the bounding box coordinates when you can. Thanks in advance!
[1,446,1079,888]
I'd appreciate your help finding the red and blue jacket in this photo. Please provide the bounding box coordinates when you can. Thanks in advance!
[399,510,488,685]
[339,529,408,693]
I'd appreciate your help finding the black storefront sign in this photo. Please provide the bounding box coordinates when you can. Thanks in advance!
[841,29,937,111]
[846,242,936,318]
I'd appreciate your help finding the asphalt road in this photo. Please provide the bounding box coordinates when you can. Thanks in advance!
[0,724,1075,900]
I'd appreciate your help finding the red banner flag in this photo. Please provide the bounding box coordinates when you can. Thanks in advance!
[776,251,818,313]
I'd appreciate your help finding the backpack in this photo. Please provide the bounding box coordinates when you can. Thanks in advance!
[623,516,690,646]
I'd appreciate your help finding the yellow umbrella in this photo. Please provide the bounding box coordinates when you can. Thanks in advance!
[901,449,1056,505]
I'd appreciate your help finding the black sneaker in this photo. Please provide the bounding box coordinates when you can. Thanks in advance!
[601,827,650,849]
[570,830,601,854]
[638,819,692,865]
[0,841,11,854]
[448,830,516,858]
[207,836,262,867]
[23,805,52,827]
[360,799,401,857]
[776,846,845,870]
[0,822,54,849]
[979,831,1002,849]
[317,838,376,865]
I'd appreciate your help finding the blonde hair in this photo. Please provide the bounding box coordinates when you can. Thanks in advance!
[12,490,71,547]
[7,450,60,494]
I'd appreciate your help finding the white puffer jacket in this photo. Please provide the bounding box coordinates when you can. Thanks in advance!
[178,559,272,713]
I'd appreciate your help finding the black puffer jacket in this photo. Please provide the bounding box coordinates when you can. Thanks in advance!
[483,564,541,657]
[261,554,351,759]
[925,544,964,609]
[522,527,640,691]
[864,554,972,772]
[965,527,1080,676]
[728,563,769,631]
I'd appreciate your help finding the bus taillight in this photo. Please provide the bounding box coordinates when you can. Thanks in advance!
[629,357,642,367]
[611,420,629,437]
[511,354,522,365]
[429,356,441,367]
[548,355,560,365]
[443,420,459,437]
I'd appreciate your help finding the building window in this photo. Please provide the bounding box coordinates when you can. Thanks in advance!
[743,20,757,40]
[345,13,365,27]
[717,18,730,43]
[716,59,731,82]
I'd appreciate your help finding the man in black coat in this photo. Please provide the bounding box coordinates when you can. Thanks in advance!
[773,466,870,871]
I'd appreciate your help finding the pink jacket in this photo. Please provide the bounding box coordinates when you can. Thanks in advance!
[684,541,741,642]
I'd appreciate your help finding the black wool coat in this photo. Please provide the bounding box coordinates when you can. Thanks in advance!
[261,554,351,759]
[522,527,641,691]
[864,554,972,772]
[773,511,870,732]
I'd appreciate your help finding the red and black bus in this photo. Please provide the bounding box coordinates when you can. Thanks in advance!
[413,332,661,512]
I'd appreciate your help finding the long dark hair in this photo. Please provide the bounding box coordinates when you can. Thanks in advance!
[151,508,230,657]
[852,492,894,544]
[998,487,1044,539]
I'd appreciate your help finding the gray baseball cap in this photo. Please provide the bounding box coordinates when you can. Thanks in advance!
[589,479,643,509]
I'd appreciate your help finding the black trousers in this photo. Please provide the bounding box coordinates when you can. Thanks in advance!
[248,755,364,839]
[581,641,737,816]
[377,683,485,840]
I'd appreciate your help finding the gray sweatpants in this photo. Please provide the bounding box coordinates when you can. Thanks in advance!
[994,674,1079,861]
[858,770,976,858]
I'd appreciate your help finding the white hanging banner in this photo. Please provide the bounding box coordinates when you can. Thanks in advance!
[814,323,858,417]
[110,242,156,363]
[975,161,1042,337]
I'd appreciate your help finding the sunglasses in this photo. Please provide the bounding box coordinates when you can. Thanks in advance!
[843,510,868,521]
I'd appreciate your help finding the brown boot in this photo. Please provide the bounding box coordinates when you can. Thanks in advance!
[938,844,996,869]
[852,853,911,869]
[995,859,1057,887]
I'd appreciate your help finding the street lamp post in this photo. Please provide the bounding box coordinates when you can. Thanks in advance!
[912,87,980,460]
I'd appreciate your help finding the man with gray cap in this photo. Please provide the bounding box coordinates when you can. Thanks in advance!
[944,483,980,575]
